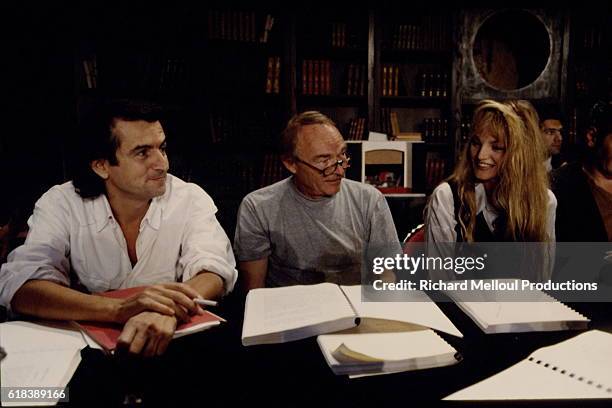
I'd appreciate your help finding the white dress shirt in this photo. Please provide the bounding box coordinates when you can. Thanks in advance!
[425,182,557,243]
[0,174,237,309]
[424,182,557,280]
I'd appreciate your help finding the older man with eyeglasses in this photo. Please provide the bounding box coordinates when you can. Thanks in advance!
[234,111,400,290]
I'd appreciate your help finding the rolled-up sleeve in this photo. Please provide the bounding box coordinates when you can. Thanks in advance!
[0,188,71,309]
[179,186,237,294]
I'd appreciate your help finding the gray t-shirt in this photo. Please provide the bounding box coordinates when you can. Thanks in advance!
[234,177,399,287]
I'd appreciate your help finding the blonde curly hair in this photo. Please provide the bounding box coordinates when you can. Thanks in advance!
[450,99,550,242]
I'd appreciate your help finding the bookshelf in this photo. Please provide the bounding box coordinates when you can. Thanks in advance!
[68,5,600,240]
[294,10,370,142]
[201,10,292,236]
[567,6,611,148]
[374,9,454,195]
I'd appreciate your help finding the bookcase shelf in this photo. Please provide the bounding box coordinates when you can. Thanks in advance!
[381,49,451,64]
[375,9,454,196]
[298,94,367,106]
[294,10,370,142]
[298,47,368,61]
[566,6,611,148]
[71,6,608,239]
[380,96,449,107]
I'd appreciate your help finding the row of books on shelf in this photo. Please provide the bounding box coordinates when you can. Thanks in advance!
[301,61,367,96]
[382,66,449,98]
[422,118,449,143]
[346,64,368,96]
[82,57,98,89]
[201,154,288,199]
[264,56,281,94]
[382,65,400,97]
[260,153,287,187]
[301,60,332,95]
[159,58,189,91]
[419,72,449,98]
[380,108,396,137]
[330,22,361,49]
[81,55,191,91]
[345,117,367,141]
[207,11,275,43]
[426,154,447,191]
[347,64,367,96]
[579,24,606,50]
[387,15,450,51]
[205,159,260,199]
[208,111,270,144]
[459,120,472,144]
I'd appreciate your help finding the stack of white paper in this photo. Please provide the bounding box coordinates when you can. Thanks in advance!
[1,321,88,406]
[445,280,589,333]
[318,329,460,377]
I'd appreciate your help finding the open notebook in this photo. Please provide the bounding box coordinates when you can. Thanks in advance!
[242,283,462,346]
[445,330,612,400]
[317,329,460,377]
[444,279,589,333]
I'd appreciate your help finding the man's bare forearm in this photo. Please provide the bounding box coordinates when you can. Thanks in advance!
[11,280,119,322]
[185,271,224,300]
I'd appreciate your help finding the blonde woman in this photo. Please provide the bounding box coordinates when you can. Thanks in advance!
[425,99,556,280]
[425,99,556,242]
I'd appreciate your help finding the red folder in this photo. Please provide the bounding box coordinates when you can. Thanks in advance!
[77,286,224,352]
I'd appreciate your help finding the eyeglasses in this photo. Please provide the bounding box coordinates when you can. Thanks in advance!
[293,155,351,176]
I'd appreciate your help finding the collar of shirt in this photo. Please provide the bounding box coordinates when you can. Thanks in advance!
[93,192,165,233]
[288,176,338,207]
[475,183,498,232]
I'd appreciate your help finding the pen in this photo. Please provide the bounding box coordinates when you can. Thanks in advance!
[194,298,218,307]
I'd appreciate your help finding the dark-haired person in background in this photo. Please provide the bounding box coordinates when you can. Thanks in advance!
[539,107,565,172]
[0,99,237,356]
[553,101,612,242]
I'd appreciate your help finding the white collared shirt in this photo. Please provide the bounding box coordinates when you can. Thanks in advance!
[0,175,237,308]
[424,182,557,281]
[425,182,557,243]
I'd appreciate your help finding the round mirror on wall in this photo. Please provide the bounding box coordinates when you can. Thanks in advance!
[472,10,551,91]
